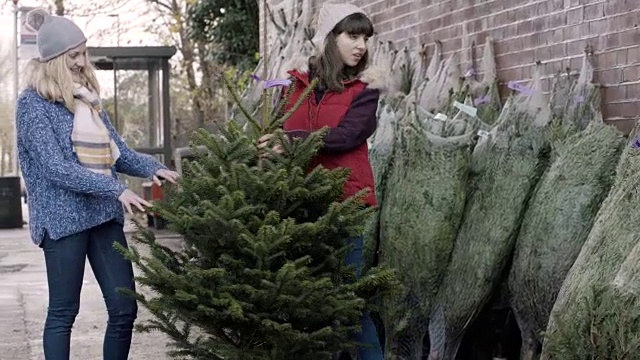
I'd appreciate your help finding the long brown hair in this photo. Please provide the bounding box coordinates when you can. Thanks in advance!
[309,12,374,93]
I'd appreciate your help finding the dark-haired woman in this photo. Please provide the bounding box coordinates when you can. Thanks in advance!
[258,3,386,359]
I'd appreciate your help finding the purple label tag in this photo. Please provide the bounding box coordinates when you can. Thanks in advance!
[573,95,585,104]
[474,94,491,105]
[508,80,533,95]
[465,68,476,78]
[264,79,292,88]
[250,74,291,88]
[632,138,640,149]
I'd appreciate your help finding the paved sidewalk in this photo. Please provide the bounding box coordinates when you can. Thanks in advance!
[0,207,184,360]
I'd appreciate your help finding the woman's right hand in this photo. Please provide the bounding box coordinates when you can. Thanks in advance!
[118,189,152,215]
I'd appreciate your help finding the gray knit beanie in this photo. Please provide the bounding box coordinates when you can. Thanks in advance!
[311,3,367,46]
[25,8,87,62]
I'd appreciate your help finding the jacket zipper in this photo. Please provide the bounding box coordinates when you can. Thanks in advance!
[313,93,326,130]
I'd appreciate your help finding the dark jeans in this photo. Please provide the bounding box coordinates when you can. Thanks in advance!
[41,220,137,360]
[345,236,384,360]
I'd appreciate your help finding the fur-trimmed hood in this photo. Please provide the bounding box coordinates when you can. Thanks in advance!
[281,56,388,93]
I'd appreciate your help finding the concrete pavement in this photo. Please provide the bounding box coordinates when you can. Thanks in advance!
[0,206,184,360]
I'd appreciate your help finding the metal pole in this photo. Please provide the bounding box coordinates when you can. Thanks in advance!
[12,0,19,175]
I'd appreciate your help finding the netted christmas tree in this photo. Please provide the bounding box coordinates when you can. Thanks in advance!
[116,43,398,360]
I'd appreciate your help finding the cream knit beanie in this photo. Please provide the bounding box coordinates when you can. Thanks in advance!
[311,3,368,46]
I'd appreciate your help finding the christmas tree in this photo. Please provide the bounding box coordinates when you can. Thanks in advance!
[116,51,398,359]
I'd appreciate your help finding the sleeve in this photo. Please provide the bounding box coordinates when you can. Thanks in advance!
[101,111,167,178]
[16,96,126,197]
[285,88,379,153]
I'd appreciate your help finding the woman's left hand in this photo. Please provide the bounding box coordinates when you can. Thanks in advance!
[257,133,284,155]
[153,168,179,186]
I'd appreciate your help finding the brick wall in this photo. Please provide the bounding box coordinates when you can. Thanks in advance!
[263,0,640,132]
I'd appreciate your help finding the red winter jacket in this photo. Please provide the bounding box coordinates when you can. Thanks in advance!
[280,59,385,207]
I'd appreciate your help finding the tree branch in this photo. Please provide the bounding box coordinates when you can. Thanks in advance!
[147,0,173,12]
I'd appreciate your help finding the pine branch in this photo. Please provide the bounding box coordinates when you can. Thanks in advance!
[266,78,319,133]
[272,80,297,120]
[222,75,261,134]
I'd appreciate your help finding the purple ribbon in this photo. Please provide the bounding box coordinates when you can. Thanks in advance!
[251,74,291,88]
[474,94,491,106]
[632,138,640,149]
[508,80,533,95]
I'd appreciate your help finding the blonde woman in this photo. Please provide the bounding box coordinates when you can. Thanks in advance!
[16,9,178,359]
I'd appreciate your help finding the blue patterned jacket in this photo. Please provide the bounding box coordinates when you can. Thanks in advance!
[16,88,165,245]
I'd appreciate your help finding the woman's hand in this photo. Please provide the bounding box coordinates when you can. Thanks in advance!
[118,189,152,215]
[153,169,179,186]
[257,133,284,156]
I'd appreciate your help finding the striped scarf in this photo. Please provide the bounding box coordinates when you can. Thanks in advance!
[71,84,121,176]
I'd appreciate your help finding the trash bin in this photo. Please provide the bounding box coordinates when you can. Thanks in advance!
[0,176,23,229]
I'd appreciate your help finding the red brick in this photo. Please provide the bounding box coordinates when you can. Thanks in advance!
[505,36,526,52]
[544,59,566,74]
[497,50,534,69]
[563,24,581,39]
[532,18,548,34]
[606,102,624,118]
[569,55,583,70]
[517,19,534,35]
[566,6,583,24]
[617,49,629,66]
[620,29,640,48]
[603,85,627,103]
[550,28,564,43]
[627,83,640,98]
[628,46,640,61]
[489,0,505,13]
[534,46,552,61]
[602,33,621,50]
[441,37,463,53]
[604,0,637,17]
[595,68,622,84]
[393,2,411,16]
[611,119,636,133]
[568,39,588,56]
[547,12,567,29]
[605,117,635,133]
[498,66,524,82]
[535,0,552,16]
[588,18,607,34]
[550,43,568,58]
[621,102,640,117]
[526,31,547,48]
[606,12,639,32]
[584,2,605,20]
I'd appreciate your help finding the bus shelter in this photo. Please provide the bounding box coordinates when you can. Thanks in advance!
[89,46,176,166]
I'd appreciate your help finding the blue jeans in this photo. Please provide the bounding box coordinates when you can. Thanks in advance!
[345,236,384,360]
[41,220,137,360]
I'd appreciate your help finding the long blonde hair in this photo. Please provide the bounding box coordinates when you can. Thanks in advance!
[24,50,102,113]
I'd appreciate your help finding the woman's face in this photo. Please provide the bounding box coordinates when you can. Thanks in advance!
[335,32,368,67]
[66,43,87,81]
